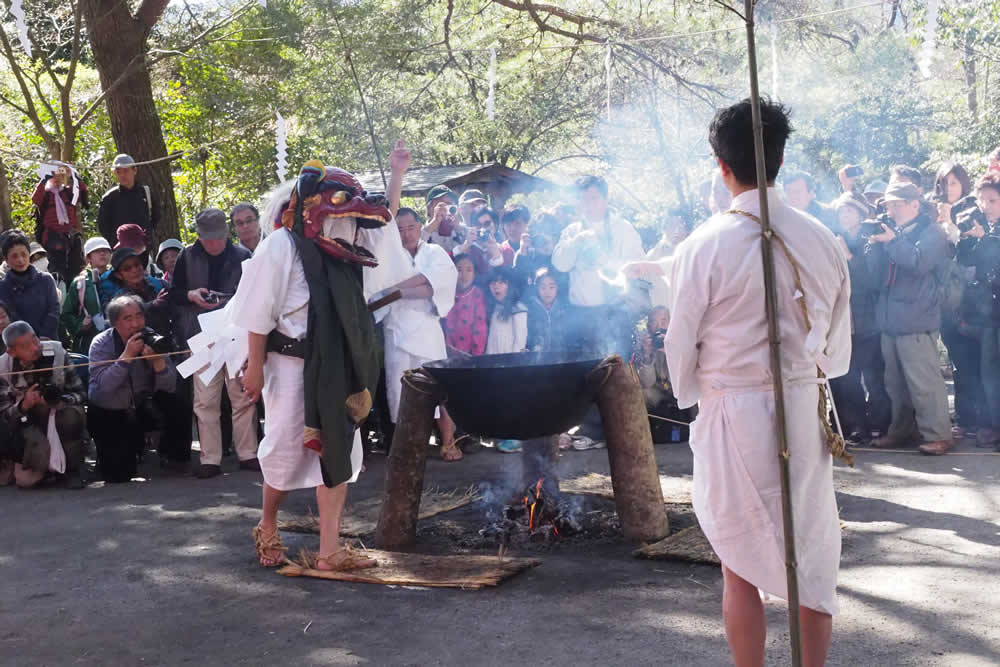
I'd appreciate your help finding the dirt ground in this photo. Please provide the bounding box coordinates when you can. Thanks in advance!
[2,436,998,666]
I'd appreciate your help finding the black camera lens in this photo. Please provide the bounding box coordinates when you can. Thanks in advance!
[40,384,62,403]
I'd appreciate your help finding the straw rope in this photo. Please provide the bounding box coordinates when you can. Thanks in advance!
[728,208,854,467]
[0,350,190,379]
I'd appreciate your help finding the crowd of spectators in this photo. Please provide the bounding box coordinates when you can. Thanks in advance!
[781,147,1000,456]
[3,142,999,488]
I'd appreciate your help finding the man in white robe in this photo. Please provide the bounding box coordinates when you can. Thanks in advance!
[235,142,413,571]
[381,207,460,459]
[665,100,851,667]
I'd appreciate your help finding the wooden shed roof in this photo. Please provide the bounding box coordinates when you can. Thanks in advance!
[356,162,556,198]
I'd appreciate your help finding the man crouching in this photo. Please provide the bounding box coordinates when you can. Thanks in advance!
[0,322,87,489]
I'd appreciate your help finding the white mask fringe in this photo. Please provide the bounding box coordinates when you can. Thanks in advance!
[275,110,288,183]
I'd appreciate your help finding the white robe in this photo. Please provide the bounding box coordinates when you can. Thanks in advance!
[180,220,413,491]
[384,241,457,421]
[551,218,645,307]
[665,188,851,615]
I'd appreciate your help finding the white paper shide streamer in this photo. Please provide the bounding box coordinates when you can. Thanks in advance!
[275,111,288,183]
[605,42,612,121]
[10,0,31,56]
[486,47,496,121]
[917,0,939,78]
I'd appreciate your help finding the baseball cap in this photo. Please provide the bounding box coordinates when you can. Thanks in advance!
[110,247,141,272]
[882,181,921,202]
[112,154,136,169]
[84,237,112,257]
[195,208,229,240]
[425,184,458,205]
[459,189,488,205]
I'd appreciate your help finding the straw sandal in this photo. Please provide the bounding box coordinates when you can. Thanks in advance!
[307,546,378,572]
[441,442,464,462]
[253,524,288,568]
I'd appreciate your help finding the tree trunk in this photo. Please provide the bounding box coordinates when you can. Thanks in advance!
[80,0,179,244]
[964,41,978,121]
[0,159,13,231]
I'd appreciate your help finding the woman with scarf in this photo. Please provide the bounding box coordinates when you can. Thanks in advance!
[0,231,60,339]
[31,163,88,281]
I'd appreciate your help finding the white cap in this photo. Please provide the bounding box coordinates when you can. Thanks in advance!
[84,237,112,256]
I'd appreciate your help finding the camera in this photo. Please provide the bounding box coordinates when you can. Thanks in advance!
[141,327,172,354]
[447,205,458,216]
[859,213,892,238]
[651,328,667,350]
[845,165,863,178]
[956,205,987,234]
[39,383,63,404]
[477,228,493,243]
[204,291,233,305]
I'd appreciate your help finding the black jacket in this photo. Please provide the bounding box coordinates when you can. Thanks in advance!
[97,183,161,245]
[168,240,250,343]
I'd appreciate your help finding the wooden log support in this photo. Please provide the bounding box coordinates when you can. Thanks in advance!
[375,368,442,550]
[594,356,670,542]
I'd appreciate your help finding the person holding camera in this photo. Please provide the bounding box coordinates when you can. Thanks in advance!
[453,206,505,278]
[421,185,463,255]
[31,162,89,283]
[865,181,954,455]
[169,208,257,479]
[0,321,86,489]
[88,295,187,482]
[963,174,1000,450]
[829,193,891,441]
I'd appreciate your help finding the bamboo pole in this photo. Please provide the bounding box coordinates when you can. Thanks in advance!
[742,1,803,664]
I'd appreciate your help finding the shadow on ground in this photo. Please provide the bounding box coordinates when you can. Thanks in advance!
[1,440,998,666]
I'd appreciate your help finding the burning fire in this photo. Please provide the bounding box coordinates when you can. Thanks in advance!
[524,477,559,535]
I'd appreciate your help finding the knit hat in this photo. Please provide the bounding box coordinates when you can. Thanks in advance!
[156,238,184,267]
[83,237,112,257]
[115,224,147,250]
[425,184,458,205]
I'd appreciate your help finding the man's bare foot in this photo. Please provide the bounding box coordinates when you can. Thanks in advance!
[441,442,464,462]
[314,547,378,571]
[253,523,286,567]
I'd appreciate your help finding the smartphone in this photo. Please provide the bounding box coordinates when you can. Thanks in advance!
[845,165,863,178]
[859,221,884,237]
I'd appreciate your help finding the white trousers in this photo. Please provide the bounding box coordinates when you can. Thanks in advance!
[258,354,362,491]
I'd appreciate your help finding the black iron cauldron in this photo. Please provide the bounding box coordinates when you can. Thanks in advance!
[423,352,604,440]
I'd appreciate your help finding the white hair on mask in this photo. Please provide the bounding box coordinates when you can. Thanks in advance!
[259,179,296,239]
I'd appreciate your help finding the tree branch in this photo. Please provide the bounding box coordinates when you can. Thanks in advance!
[0,27,56,152]
[136,0,172,31]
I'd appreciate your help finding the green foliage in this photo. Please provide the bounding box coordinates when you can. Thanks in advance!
[3,0,1000,234]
